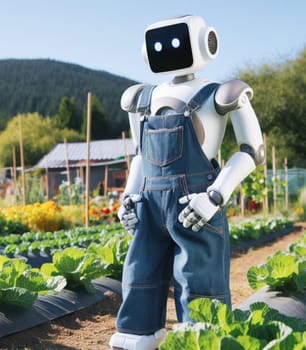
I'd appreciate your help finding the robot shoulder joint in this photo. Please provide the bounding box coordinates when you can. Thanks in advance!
[215,80,253,115]
[121,84,147,112]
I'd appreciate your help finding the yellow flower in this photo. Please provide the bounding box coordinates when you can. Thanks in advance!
[295,207,304,214]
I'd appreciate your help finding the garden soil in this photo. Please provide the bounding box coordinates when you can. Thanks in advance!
[0,223,305,350]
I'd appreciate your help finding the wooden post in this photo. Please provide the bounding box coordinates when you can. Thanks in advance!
[263,133,269,212]
[272,146,277,213]
[85,92,92,228]
[104,164,109,196]
[18,115,26,205]
[44,156,49,200]
[284,157,289,210]
[64,138,72,205]
[79,166,84,186]
[122,131,130,172]
[12,146,17,205]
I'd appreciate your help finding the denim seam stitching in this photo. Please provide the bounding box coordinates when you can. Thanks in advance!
[122,281,170,289]
[189,292,226,299]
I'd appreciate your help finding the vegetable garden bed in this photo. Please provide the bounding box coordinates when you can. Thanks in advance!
[230,217,296,253]
[0,216,303,346]
[0,277,121,338]
[238,229,306,321]
[0,223,130,338]
[0,223,304,349]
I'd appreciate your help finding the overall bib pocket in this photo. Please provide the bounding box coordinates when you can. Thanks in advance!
[146,126,183,166]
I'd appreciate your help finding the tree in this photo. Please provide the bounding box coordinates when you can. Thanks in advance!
[54,96,81,131]
[238,47,306,167]
[81,94,110,140]
[0,113,83,167]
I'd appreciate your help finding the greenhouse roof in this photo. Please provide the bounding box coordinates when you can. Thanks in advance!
[34,139,136,169]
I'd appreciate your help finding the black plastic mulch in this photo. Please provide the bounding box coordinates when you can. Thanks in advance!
[237,286,306,321]
[0,277,121,338]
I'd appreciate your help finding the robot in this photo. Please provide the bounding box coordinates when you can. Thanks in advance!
[110,15,265,350]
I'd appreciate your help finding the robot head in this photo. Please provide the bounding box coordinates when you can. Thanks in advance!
[142,15,219,76]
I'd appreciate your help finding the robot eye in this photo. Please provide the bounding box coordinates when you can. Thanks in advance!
[171,38,180,48]
[154,42,163,52]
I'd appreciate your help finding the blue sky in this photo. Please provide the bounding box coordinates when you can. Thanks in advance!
[0,0,305,84]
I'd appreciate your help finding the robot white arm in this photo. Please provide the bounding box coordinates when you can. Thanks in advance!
[179,80,265,231]
[117,85,145,233]
[208,90,265,203]
[120,83,146,197]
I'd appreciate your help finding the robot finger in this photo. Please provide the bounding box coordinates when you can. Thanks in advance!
[192,218,206,232]
[127,217,138,226]
[127,229,135,235]
[182,211,199,228]
[123,212,136,220]
[178,205,193,223]
[178,193,197,204]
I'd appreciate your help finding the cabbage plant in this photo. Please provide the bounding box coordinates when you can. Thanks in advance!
[247,233,306,292]
[160,298,306,349]
[41,247,107,293]
[0,256,66,308]
[87,234,131,279]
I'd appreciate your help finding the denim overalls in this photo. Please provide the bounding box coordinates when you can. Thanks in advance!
[116,83,231,335]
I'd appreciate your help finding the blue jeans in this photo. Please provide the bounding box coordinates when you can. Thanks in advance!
[116,173,231,335]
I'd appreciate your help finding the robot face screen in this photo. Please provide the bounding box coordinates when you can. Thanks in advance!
[145,23,193,73]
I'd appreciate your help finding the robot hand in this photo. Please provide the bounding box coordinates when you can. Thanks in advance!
[178,193,219,232]
[118,194,141,235]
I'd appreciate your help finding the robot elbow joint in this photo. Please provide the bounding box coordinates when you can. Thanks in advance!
[240,143,265,166]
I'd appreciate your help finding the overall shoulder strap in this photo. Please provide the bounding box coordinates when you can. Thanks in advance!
[136,85,156,114]
[187,82,220,113]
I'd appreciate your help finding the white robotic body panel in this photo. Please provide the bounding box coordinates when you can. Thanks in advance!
[214,80,253,115]
[229,97,264,149]
[196,95,228,159]
[122,154,143,196]
[207,152,256,204]
[149,78,211,114]
[128,112,142,148]
[192,113,205,146]
[121,84,146,112]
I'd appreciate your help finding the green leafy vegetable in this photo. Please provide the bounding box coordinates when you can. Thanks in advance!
[160,298,306,350]
[247,233,306,292]
[87,234,131,279]
[42,247,107,293]
[0,255,66,308]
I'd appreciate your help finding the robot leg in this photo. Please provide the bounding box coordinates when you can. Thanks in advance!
[109,328,167,350]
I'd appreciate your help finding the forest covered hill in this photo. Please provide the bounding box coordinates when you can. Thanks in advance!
[0,59,137,136]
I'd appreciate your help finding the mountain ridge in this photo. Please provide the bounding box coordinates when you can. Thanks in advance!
[0,58,138,136]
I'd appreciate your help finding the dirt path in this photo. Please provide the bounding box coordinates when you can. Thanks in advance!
[0,224,305,350]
